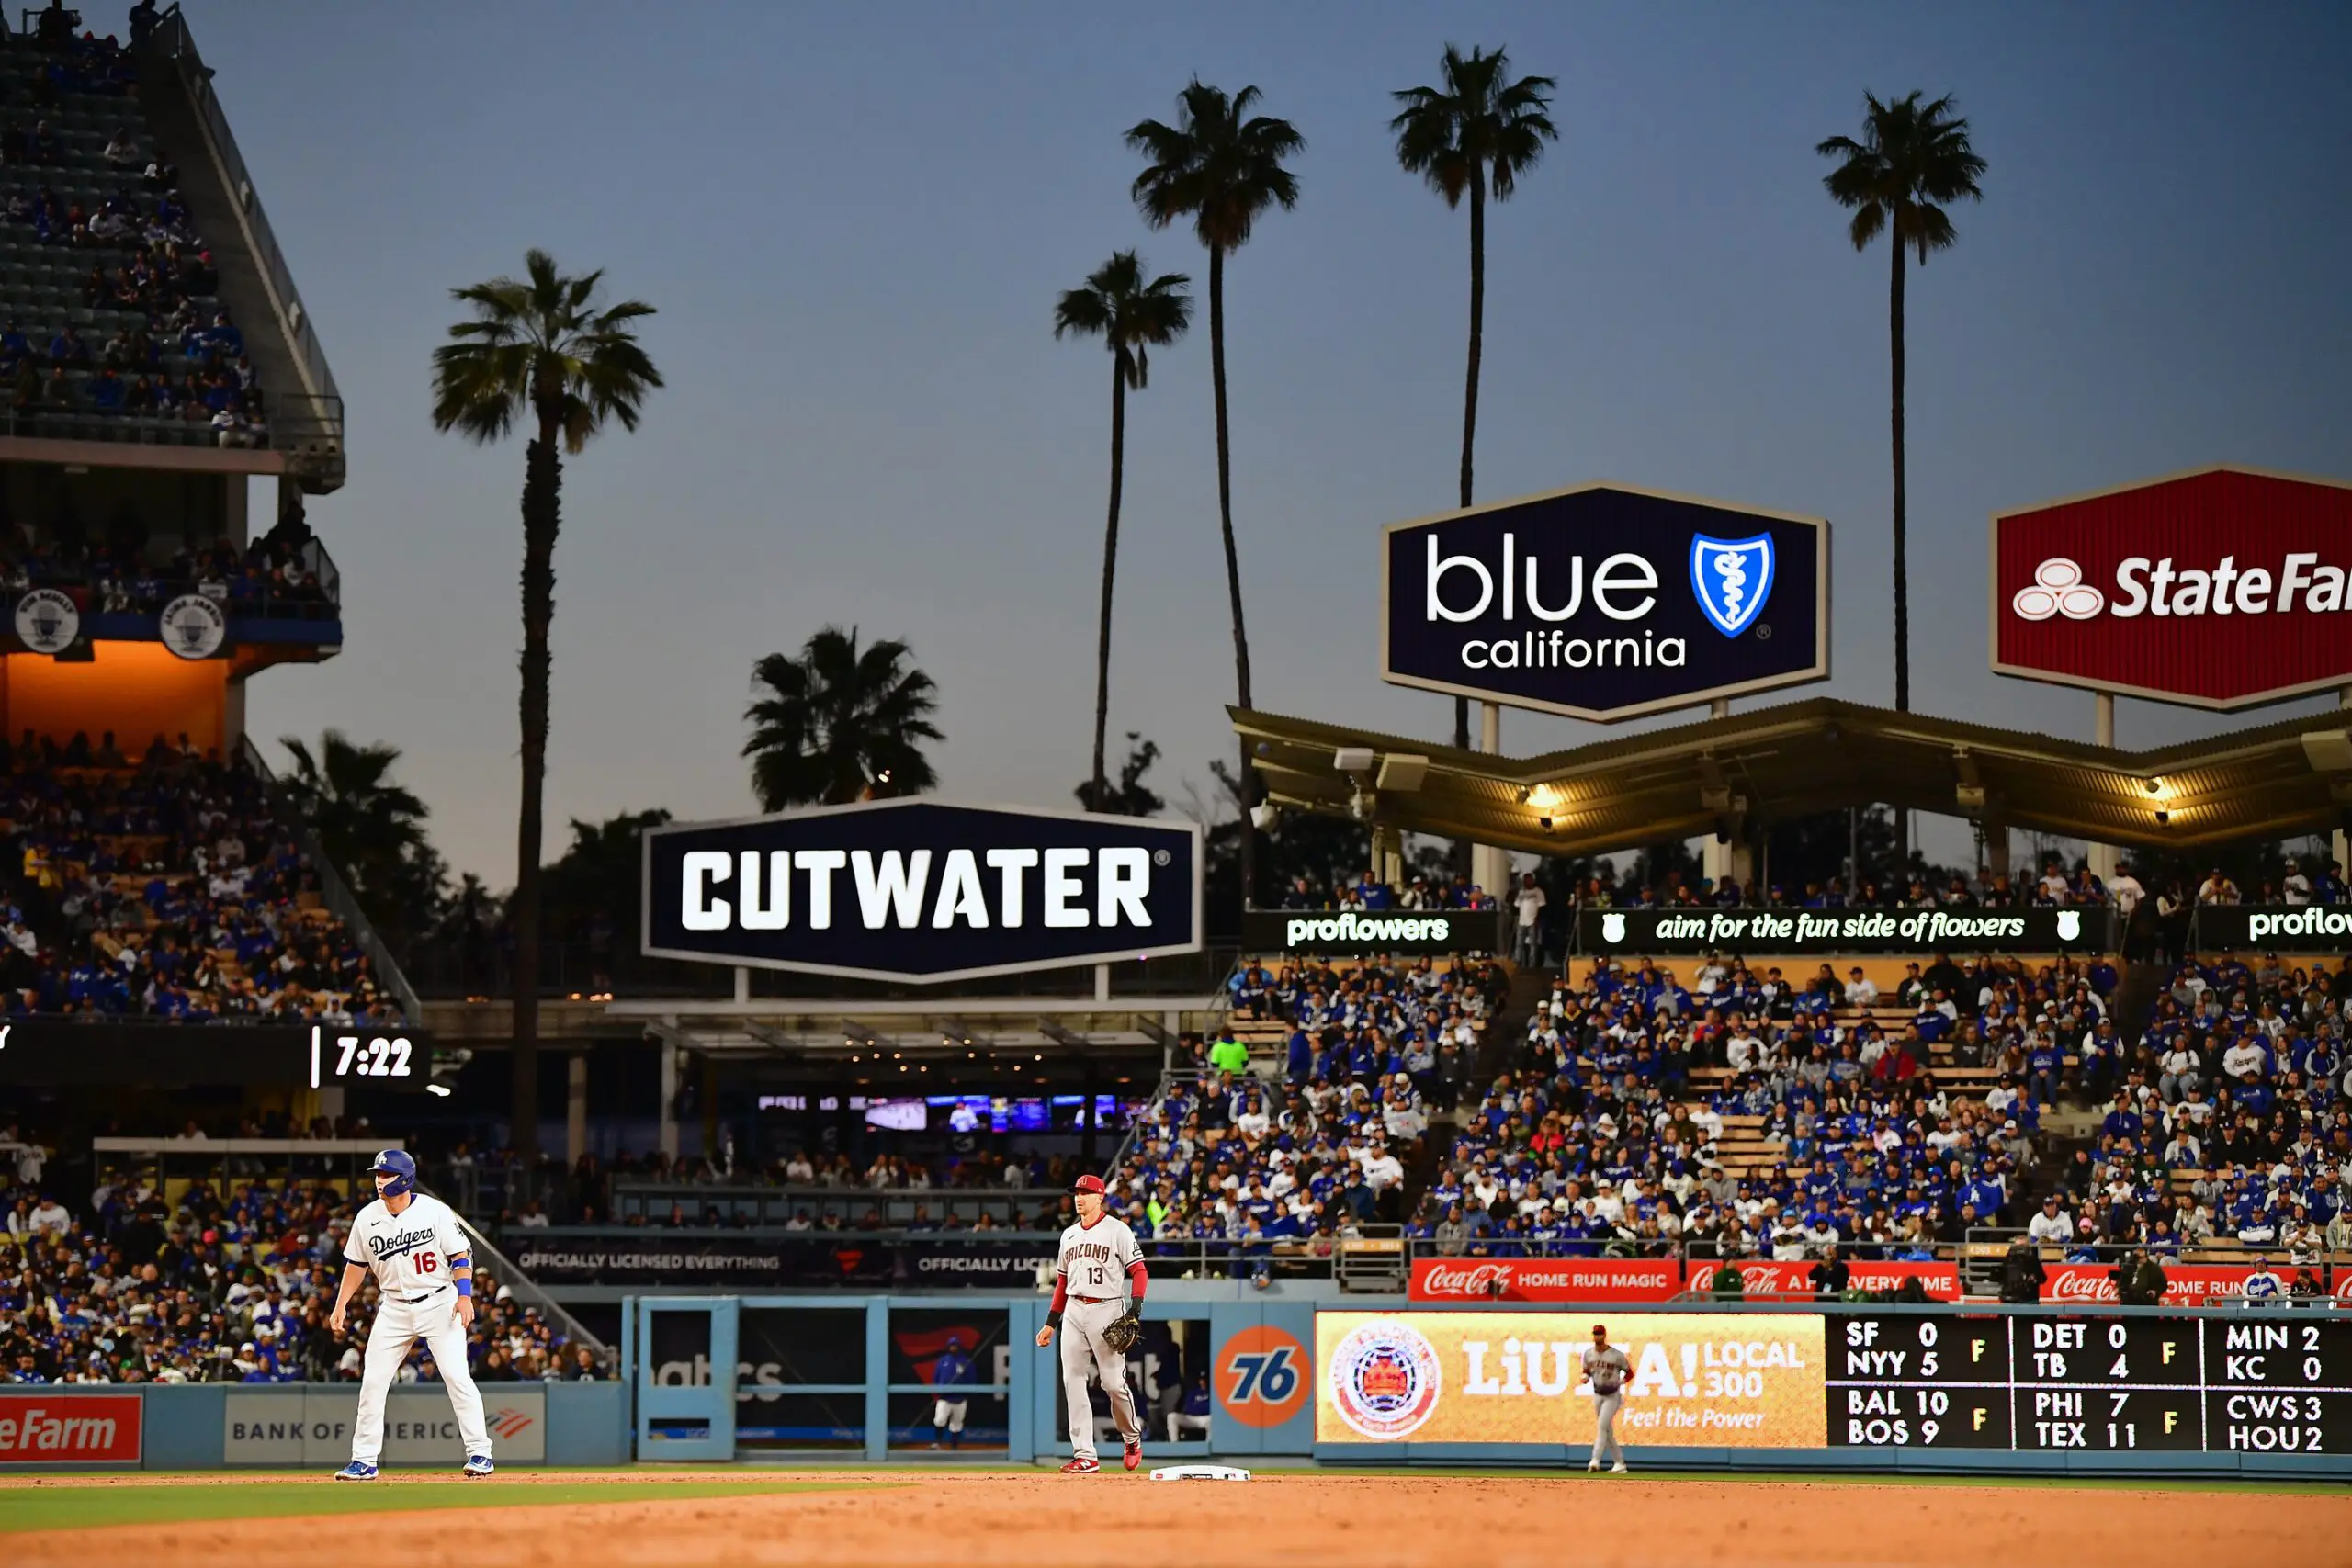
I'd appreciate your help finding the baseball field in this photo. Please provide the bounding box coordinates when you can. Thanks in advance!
[2,1470,2346,1567]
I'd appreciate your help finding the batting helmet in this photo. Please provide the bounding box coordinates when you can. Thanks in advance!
[369,1148,417,1198]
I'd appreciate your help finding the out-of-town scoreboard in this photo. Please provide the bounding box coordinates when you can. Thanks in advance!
[1827,1314,2352,1455]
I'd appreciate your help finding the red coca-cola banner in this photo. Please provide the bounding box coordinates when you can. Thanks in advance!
[1683,1258,1962,1300]
[0,1393,142,1463]
[1408,1257,1683,1303]
[1992,466,2352,710]
[2041,1262,2291,1306]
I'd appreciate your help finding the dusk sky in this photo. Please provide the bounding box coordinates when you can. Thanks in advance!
[192,1,2352,881]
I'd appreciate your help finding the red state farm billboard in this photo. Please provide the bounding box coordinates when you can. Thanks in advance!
[1991,466,2352,709]
[0,1393,142,1463]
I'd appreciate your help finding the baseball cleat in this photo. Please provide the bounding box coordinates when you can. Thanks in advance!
[1124,1438,1142,1472]
[463,1454,495,1478]
[1611,1462,1629,1474]
[1586,1460,1600,1472]
[334,1461,378,1482]
[1059,1457,1101,1474]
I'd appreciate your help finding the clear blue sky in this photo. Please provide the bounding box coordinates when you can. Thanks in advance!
[194,1,2352,881]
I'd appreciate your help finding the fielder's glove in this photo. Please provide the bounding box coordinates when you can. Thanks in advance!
[1102,1311,1143,1354]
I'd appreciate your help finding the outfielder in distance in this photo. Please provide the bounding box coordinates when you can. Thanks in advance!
[1035,1173,1147,1474]
[328,1149,494,1480]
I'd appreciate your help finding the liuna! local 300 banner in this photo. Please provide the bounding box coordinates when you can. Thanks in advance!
[1315,1312,1826,1448]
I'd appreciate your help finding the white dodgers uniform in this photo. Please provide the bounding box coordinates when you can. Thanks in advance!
[1054,1213,1144,1461]
[345,1191,491,1465]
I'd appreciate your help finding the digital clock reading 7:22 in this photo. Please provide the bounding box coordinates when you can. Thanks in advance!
[308,1025,415,1087]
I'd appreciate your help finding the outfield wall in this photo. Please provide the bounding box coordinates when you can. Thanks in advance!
[0,1381,628,1471]
[618,1295,2352,1479]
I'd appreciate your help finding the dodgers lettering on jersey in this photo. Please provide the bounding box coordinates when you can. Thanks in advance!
[345,1192,469,1299]
[1057,1214,1142,1298]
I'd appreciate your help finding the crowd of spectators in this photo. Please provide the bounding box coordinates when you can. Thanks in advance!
[0,733,401,1024]
[3,505,334,617]
[1109,963,1506,1281]
[0,1125,598,1386]
[1265,867,1498,911]
[0,15,270,445]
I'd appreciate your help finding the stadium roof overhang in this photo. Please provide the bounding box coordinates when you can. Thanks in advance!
[1231,696,2352,856]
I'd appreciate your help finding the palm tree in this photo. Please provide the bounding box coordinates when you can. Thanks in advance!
[431,249,662,1163]
[744,627,944,810]
[278,730,446,948]
[1817,94,1985,719]
[1126,81,1303,907]
[1391,45,1557,754]
[1054,250,1193,812]
[1818,93,1984,869]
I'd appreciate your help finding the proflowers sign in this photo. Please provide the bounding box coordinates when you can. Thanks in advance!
[2196,906,2352,951]
[1578,907,2104,954]
[1243,909,1510,957]
[1992,466,2352,709]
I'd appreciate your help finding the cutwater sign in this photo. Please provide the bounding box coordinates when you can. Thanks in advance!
[1383,482,1829,721]
[642,799,1203,982]
[1577,907,2107,955]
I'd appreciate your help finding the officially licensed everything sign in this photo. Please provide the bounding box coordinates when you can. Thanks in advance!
[641,799,1203,983]
[1577,907,2108,954]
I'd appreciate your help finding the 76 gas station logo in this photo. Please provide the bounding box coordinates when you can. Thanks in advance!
[1216,1325,1308,1428]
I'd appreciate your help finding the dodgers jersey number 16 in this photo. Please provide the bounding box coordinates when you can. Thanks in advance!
[345,1191,469,1297]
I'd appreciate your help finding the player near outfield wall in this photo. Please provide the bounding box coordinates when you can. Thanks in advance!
[1034,1174,1148,1474]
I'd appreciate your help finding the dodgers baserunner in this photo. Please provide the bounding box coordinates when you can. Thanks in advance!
[327,1149,493,1480]
[1034,1173,1147,1474]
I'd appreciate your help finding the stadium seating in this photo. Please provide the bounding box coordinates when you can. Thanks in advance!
[0,1138,596,1383]
[0,737,402,1023]
[0,27,266,446]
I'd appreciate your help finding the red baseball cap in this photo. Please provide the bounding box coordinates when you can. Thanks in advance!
[1591,1324,1609,1336]
[1072,1175,1107,1195]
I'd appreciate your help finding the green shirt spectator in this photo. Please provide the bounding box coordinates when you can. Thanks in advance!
[1207,1032,1250,1076]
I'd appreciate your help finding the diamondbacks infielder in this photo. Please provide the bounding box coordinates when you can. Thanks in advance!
[1581,1323,1631,1473]
[328,1149,492,1480]
[1033,1174,1146,1473]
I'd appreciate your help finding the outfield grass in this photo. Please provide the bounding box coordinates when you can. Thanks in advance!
[0,1478,852,1534]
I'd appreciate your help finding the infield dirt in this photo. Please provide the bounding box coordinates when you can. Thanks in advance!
[5,1471,2347,1567]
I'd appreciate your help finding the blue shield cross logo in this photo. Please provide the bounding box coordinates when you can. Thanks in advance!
[1689,533,1775,637]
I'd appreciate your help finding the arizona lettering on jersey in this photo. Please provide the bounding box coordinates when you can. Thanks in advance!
[1056,1214,1142,1296]
[345,1192,469,1299]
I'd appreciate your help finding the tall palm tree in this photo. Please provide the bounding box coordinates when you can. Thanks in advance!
[431,250,662,1163]
[1818,93,1984,868]
[1391,45,1557,755]
[744,627,944,810]
[1054,251,1193,812]
[278,729,446,948]
[1126,81,1303,907]
[1817,93,1985,718]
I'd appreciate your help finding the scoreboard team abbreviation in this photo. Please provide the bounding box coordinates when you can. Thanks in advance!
[1829,1314,2352,1453]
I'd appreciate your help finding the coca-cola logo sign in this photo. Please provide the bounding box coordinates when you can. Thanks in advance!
[2041,1262,2281,1304]
[1408,1258,1681,1303]
[1993,466,2352,710]
[1683,1258,1959,1300]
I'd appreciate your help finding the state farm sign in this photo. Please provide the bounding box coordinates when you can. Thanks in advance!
[1992,466,2352,709]
[0,1393,141,1463]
